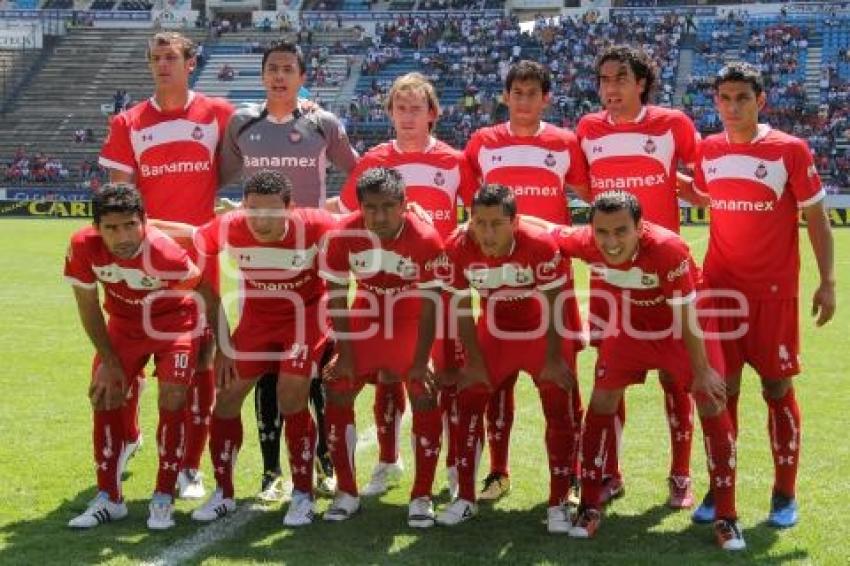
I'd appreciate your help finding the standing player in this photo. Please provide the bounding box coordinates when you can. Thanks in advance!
[65,184,209,530]
[575,45,704,507]
[330,72,476,499]
[463,60,587,502]
[689,62,835,528]
[319,167,445,527]
[544,191,744,550]
[219,40,359,501]
[99,32,235,500]
[437,184,580,533]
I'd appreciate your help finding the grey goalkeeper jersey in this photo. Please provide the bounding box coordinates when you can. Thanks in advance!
[219,102,358,207]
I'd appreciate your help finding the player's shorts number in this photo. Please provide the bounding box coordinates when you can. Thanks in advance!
[174,352,190,370]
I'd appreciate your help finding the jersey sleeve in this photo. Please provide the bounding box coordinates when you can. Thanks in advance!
[660,239,697,305]
[564,132,589,188]
[192,215,225,257]
[318,227,351,285]
[457,153,478,208]
[321,111,359,174]
[155,241,202,291]
[98,112,136,174]
[415,229,446,290]
[787,138,825,208]
[63,232,97,289]
[551,225,591,262]
[443,234,471,293]
[534,232,568,291]
[463,133,484,183]
[218,113,244,187]
[673,111,700,169]
[691,143,709,197]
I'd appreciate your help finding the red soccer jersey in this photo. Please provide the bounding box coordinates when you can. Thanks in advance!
[553,221,697,331]
[577,105,700,232]
[319,211,445,320]
[338,138,477,239]
[694,125,824,299]
[464,122,588,224]
[445,222,568,331]
[64,225,200,320]
[194,208,336,320]
[99,91,234,226]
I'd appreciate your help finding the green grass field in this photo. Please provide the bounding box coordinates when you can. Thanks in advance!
[0,219,847,565]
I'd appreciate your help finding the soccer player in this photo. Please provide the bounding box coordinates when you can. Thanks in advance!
[463,60,587,502]
[319,167,445,527]
[436,184,580,533]
[688,62,835,528]
[331,72,476,499]
[99,31,235,500]
[575,45,704,507]
[219,40,358,501]
[65,183,210,530]
[543,191,743,550]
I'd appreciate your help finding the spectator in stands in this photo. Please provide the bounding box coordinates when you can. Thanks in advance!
[217,64,236,81]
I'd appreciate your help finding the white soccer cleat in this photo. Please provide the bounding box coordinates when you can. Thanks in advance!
[191,489,236,522]
[117,435,143,480]
[177,469,206,500]
[68,492,128,529]
[408,496,436,528]
[323,492,361,522]
[446,466,459,500]
[361,461,404,497]
[283,490,316,527]
[547,505,573,534]
[147,494,176,530]
[436,498,477,526]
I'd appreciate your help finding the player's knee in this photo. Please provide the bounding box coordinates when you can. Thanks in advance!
[409,392,438,412]
[761,377,792,400]
[158,383,188,411]
[277,376,310,415]
[695,399,723,419]
[589,388,622,415]
[325,387,355,407]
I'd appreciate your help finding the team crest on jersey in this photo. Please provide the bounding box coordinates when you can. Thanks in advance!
[641,274,655,287]
[643,138,657,154]
[544,153,556,167]
[433,171,445,186]
[755,163,768,180]
[396,257,417,278]
[139,275,158,288]
[515,270,530,284]
[289,131,302,143]
[191,126,204,141]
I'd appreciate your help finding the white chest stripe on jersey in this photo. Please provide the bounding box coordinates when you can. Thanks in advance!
[582,130,675,175]
[465,264,536,289]
[225,244,319,270]
[131,119,219,163]
[349,248,419,278]
[92,263,165,290]
[479,145,570,182]
[590,264,660,290]
[701,154,788,200]
[393,162,460,199]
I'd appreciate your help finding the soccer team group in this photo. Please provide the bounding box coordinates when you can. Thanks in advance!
[62,31,836,552]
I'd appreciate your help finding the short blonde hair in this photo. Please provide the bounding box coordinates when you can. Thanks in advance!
[386,72,441,130]
[147,32,196,61]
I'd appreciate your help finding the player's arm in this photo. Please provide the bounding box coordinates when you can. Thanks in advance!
[108,169,133,184]
[72,286,126,409]
[218,114,244,188]
[324,279,356,382]
[196,278,237,388]
[676,171,709,207]
[567,183,591,203]
[537,285,575,390]
[676,299,726,412]
[802,199,836,326]
[99,113,136,184]
[409,289,437,391]
[324,196,343,213]
[147,219,197,250]
[322,112,360,173]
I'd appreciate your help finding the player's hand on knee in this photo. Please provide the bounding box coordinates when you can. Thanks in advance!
[538,355,575,391]
[90,356,126,410]
[323,351,354,383]
[692,366,726,413]
[215,351,238,390]
[811,280,836,327]
[408,363,438,398]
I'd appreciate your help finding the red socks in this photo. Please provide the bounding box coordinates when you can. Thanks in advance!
[183,368,214,471]
[410,407,443,500]
[374,380,406,465]
[441,385,460,469]
[284,409,317,495]
[93,408,125,502]
[579,409,616,509]
[155,407,187,496]
[662,378,695,478]
[325,403,358,496]
[700,412,738,520]
[485,374,516,477]
[210,415,243,499]
[456,383,490,502]
[538,382,582,505]
[766,388,801,498]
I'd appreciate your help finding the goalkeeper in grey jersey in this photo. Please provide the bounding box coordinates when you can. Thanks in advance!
[218,41,359,501]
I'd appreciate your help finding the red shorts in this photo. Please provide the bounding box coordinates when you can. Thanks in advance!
[94,313,199,386]
[229,305,329,380]
[709,296,800,379]
[433,292,463,372]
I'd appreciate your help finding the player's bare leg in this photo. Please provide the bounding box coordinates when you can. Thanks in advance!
[658,369,695,509]
[277,373,317,527]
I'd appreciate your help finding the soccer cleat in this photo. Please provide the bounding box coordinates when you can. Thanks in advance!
[147,493,176,530]
[768,492,799,528]
[118,434,143,480]
[446,465,459,501]
[667,475,695,509]
[569,507,602,539]
[408,497,436,529]
[714,518,747,551]
[283,490,315,527]
[191,489,236,522]
[257,472,286,503]
[177,468,206,500]
[478,472,511,502]
[68,492,128,529]
[599,476,625,505]
[436,498,477,526]
[323,492,361,522]
[315,455,337,497]
[361,460,404,497]
[547,505,573,534]
[692,491,716,524]
[566,475,581,507]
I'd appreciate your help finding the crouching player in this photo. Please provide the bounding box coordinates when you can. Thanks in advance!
[438,184,582,533]
[65,183,210,530]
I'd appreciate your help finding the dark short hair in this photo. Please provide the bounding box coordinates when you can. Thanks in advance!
[262,41,306,75]
[243,170,293,205]
[595,45,657,105]
[471,184,517,219]
[93,183,145,225]
[355,167,405,204]
[590,190,642,224]
[714,61,765,96]
[505,60,551,95]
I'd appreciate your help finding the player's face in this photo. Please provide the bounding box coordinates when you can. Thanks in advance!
[243,192,290,242]
[470,205,517,257]
[389,89,436,142]
[504,80,549,128]
[96,212,145,259]
[149,43,194,91]
[262,52,305,104]
[715,81,765,136]
[360,192,405,240]
[597,60,645,119]
[591,209,640,265]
